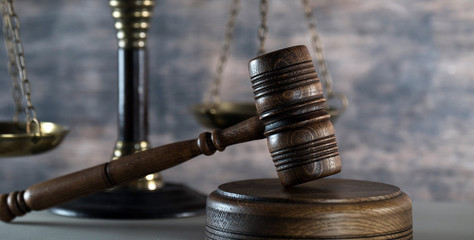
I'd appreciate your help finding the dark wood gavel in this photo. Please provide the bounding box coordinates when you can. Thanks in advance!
[0,45,341,222]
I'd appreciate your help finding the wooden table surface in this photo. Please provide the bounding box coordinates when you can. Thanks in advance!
[0,201,473,240]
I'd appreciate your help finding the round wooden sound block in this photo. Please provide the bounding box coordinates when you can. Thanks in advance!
[205,178,412,240]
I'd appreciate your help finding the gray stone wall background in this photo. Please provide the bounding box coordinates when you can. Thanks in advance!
[0,0,473,201]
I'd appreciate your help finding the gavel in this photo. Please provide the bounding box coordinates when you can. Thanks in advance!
[0,45,341,222]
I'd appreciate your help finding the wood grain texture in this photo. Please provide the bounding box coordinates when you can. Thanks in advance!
[206,178,413,240]
[249,45,341,186]
[0,45,343,222]
[0,116,265,223]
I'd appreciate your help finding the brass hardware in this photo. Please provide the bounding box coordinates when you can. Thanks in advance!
[109,0,162,191]
[112,141,163,191]
[109,0,163,190]
[112,140,149,159]
[109,0,155,49]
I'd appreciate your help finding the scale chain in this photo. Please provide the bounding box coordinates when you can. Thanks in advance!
[302,0,333,94]
[256,0,268,56]
[205,0,267,105]
[1,0,22,122]
[204,0,240,106]
[301,0,348,115]
[0,0,40,134]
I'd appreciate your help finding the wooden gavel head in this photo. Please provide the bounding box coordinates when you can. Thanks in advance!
[249,45,341,186]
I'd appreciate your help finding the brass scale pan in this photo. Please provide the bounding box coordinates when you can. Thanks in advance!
[0,121,67,157]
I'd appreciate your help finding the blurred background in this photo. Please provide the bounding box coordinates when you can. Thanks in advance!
[0,0,472,202]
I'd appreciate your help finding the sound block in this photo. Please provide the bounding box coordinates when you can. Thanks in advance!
[206,178,412,240]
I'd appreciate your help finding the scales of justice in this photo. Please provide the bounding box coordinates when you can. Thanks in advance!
[0,1,413,239]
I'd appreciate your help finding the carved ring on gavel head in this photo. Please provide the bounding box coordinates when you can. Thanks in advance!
[249,45,341,186]
[0,45,340,222]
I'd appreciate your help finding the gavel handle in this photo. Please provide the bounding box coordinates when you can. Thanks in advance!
[0,116,264,223]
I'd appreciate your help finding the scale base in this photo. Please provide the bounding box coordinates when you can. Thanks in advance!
[49,183,206,219]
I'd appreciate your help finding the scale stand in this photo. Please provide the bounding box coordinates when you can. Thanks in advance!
[50,0,206,219]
